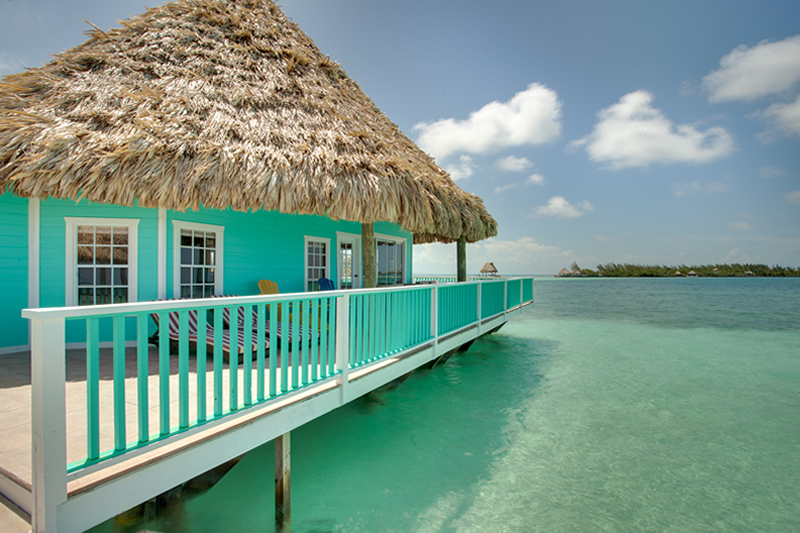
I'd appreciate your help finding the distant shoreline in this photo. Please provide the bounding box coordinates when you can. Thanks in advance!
[557,263,800,278]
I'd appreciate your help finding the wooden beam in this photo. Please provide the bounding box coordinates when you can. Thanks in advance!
[457,235,467,282]
[275,432,291,531]
[362,222,376,288]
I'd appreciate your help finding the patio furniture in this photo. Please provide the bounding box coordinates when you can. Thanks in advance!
[318,277,336,291]
[149,305,269,360]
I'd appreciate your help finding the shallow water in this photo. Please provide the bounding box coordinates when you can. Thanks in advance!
[92,277,800,532]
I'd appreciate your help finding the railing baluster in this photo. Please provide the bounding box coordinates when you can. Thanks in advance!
[243,304,253,406]
[196,309,207,423]
[229,305,239,411]
[178,310,189,429]
[158,311,170,436]
[112,315,126,452]
[136,315,149,443]
[280,302,288,393]
[86,318,100,460]
[328,297,336,375]
[269,303,277,397]
[257,303,266,402]
[213,309,223,417]
[311,298,319,382]
[291,300,300,388]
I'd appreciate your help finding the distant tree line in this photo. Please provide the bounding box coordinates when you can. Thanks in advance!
[572,263,800,277]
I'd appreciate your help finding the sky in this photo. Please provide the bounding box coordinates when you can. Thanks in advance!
[1,1,799,275]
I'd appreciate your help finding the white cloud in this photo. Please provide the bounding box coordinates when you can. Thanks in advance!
[496,156,532,172]
[575,91,734,169]
[414,83,562,160]
[753,94,800,138]
[444,155,475,181]
[759,166,786,179]
[729,220,753,231]
[526,173,545,186]
[493,172,547,195]
[532,196,593,218]
[786,190,800,204]
[703,35,800,103]
[673,181,730,198]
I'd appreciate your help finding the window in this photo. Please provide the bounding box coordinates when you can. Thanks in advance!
[66,218,139,306]
[173,221,224,298]
[305,236,330,291]
[376,235,406,286]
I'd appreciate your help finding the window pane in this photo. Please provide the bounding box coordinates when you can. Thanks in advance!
[194,248,203,265]
[113,267,128,286]
[113,287,127,303]
[205,250,215,266]
[96,287,111,305]
[194,233,204,248]
[77,246,93,265]
[192,286,204,299]
[181,286,191,298]
[181,230,192,247]
[206,234,215,248]
[78,268,93,286]
[205,268,214,283]
[95,246,111,265]
[193,268,203,283]
[78,226,94,245]
[181,267,191,284]
[112,227,128,245]
[204,285,213,297]
[113,247,128,265]
[79,288,94,306]
[96,227,112,245]
[96,268,111,286]
[181,248,192,265]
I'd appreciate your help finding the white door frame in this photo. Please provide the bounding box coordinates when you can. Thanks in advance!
[336,232,361,289]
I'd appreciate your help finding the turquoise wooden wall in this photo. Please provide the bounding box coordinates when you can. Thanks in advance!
[0,193,29,349]
[0,192,412,349]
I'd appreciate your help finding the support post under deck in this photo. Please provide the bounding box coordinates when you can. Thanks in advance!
[457,235,467,282]
[275,432,291,531]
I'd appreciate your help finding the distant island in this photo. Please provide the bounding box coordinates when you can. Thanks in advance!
[558,262,800,278]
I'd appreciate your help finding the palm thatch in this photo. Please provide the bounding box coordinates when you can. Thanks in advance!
[480,262,498,275]
[0,0,496,244]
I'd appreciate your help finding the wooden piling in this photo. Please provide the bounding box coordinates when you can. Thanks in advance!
[275,432,291,531]
[457,235,467,282]
[362,222,376,288]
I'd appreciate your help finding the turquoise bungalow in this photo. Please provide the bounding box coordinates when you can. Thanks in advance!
[0,1,531,532]
[0,0,497,354]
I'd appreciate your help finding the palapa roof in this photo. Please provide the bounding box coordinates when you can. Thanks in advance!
[480,262,498,274]
[0,0,497,244]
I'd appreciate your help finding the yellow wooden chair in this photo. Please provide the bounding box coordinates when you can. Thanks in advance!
[258,279,282,319]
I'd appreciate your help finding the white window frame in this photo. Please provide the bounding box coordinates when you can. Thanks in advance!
[375,233,407,286]
[304,235,331,291]
[173,220,224,298]
[65,217,139,306]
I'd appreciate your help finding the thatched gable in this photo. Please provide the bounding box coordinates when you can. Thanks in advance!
[480,262,498,275]
[0,0,496,244]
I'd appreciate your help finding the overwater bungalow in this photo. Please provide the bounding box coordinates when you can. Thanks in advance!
[0,1,533,531]
[479,262,499,277]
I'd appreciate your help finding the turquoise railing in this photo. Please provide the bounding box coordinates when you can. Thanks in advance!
[480,280,506,319]
[67,294,338,473]
[349,286,433,367]
[413,276,484,283]
[438,282,479,335]
[522,278,533,303]
[506,279,522,309]
[23,277,534,478]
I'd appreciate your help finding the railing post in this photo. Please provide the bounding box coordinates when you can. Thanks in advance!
[431,286,438,352]
[476,282,483,335]
[335,293,350,404]
[31,316,68,533]
[504,280,508,314]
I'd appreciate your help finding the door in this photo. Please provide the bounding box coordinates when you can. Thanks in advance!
[337,234,361,289]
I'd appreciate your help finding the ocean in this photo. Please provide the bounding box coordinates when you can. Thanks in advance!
[93,277,800,532]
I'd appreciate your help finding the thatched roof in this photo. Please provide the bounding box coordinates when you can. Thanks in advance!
[0,0,496,244]
[480,262,498,274]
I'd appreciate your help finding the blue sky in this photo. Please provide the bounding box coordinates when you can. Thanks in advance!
[2,1,799,275]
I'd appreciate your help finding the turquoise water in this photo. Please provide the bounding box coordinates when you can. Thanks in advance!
[95,278,800,532]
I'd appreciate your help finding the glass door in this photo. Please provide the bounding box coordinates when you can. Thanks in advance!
[337,234,361,289]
